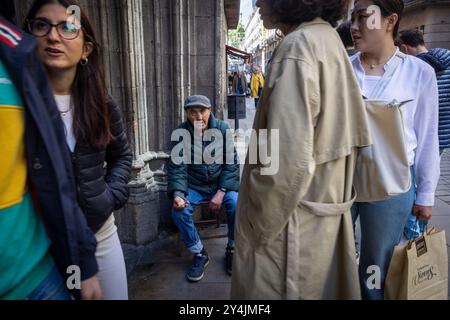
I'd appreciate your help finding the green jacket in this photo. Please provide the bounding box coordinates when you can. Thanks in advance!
[167,115,240,198]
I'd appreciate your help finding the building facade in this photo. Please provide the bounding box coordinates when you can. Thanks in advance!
[242,2,279,74]
[401,0,450,49]
[10,0,240,274]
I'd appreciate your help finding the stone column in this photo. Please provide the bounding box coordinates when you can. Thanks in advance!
[171,0,185,127]
[215,0,227,118]
[113,0,162,252]
[119,0,149,157]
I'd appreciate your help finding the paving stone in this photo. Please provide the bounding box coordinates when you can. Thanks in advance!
[434,199,450,217]
[430,216,450,246]
[128,230,231,300]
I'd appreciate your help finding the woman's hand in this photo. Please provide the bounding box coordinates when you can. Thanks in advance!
[81,275,102,300]
[413,205,433,221]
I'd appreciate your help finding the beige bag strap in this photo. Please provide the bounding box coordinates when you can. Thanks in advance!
[370,52,406,99]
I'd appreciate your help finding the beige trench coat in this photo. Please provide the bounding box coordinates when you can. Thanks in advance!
[231,18,372,300]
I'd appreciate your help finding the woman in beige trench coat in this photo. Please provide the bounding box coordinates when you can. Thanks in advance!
[231,0,372,300]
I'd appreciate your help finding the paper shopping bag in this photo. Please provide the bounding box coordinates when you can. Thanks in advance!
[385,227,448,300]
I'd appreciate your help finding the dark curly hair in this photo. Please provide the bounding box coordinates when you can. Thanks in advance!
[266,0,351,27]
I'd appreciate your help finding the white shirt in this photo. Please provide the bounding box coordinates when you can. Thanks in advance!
[362,75,381,98]
[54,95,76,152]
[350,49,440,206]
[95,214,117,242]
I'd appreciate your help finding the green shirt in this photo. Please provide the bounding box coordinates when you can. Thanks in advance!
[0,59,54,300]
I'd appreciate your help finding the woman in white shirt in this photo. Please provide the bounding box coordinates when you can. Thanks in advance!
[25,0,132,300]
[350,0,440,300]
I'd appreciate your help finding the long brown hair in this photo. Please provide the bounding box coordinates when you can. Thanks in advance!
[25,0,112,148]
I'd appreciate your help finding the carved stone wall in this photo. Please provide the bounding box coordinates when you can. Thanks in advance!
[13,0,233,274]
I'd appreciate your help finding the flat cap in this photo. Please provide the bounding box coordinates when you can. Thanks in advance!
[184,95,212,109]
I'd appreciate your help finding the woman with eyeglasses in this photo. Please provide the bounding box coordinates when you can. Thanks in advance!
[25,0,133,300]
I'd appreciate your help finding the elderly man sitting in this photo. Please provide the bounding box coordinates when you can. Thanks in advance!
[167,95,240,282]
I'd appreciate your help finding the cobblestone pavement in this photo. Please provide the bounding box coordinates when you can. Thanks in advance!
[437,150,450,205]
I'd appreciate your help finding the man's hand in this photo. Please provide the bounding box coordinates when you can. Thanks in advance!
[209,190,225,213]
[413,205,433,221]
[81,275,102,300]
[174,196,190,211]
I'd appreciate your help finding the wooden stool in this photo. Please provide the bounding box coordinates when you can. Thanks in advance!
[175,201,228,256]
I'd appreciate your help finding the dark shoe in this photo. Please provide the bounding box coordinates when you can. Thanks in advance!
[186,251,210,282]
[225,246,234,276]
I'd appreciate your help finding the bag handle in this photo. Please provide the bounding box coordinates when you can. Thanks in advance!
[370,51,406,99]
[406,216,430,250]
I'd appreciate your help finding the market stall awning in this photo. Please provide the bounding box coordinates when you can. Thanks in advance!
[226,45,252,63]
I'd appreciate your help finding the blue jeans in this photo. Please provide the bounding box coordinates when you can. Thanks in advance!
[352,168,416,300]
[172,188,237,254]
[26,266,72,300]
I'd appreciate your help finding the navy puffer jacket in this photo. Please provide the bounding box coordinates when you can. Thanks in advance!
[72,99,133,233]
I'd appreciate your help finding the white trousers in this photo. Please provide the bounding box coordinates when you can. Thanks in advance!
[95,231,129,300]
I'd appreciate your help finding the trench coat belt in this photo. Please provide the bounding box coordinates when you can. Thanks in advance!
[297,192,357,217]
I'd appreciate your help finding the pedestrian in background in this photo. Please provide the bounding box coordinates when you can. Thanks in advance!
[396,29,450,241]
[350,0,440,299]
[25,0,133,300]
[232,71,247,95]
[245,71,251,96]
[250,67,264,108]
[231,0,371,300]
[397,29,450,156]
